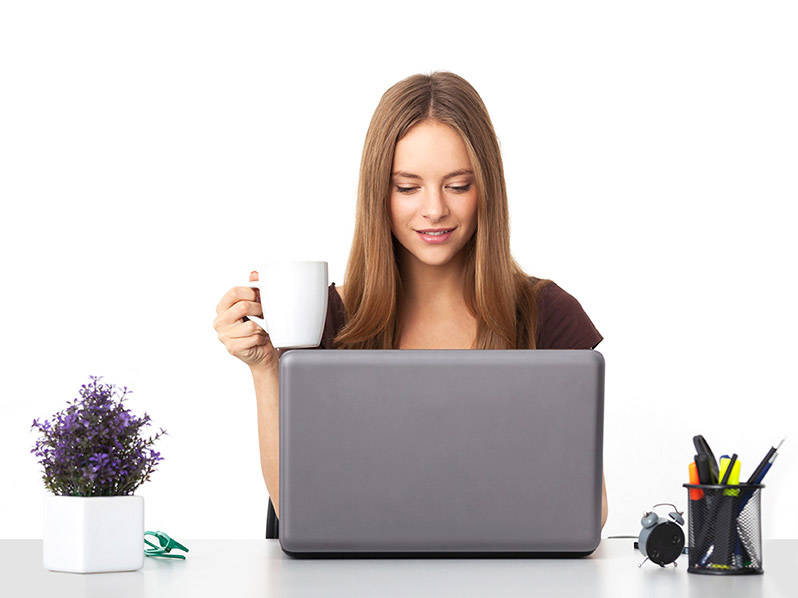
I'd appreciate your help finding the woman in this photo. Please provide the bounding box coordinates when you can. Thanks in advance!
[214,71,607,539]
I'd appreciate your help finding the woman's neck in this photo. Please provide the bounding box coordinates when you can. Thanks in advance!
[397,250,468,313]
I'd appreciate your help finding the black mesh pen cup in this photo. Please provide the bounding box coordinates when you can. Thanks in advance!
[682,483,764,575]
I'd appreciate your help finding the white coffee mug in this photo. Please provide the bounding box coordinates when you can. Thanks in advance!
[243,260,328,349]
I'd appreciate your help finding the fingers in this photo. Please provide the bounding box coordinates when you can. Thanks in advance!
[249,270,260,303]
[225,319,267,340]
[215,270,259,315]
[226,333,268,355]
[216,283,259,315]
[214,300,263,331]
[216,319,268,356]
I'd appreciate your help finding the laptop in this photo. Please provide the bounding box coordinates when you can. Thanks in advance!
[278,349,604,558]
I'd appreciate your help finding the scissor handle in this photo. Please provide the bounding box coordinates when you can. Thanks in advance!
[144,530,189,556]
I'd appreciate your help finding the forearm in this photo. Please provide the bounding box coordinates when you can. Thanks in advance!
[251,362,281,519]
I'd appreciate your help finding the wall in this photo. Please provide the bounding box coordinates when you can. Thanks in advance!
[1,0,795,539]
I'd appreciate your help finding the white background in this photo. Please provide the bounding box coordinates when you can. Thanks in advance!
[1,1,796,540]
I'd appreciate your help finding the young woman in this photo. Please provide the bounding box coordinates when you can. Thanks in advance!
[214,71,607,538]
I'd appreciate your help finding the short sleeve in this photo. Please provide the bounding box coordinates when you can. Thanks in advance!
[536,281,603,350]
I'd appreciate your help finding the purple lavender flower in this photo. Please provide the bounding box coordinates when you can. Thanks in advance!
[30,376,167,496]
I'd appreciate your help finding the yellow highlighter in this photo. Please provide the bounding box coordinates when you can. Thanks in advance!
[718,454,741,496]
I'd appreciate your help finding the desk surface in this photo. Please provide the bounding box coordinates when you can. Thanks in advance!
[1,539,794,597]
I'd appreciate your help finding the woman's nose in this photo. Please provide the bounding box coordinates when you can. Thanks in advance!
[419,187,449,219]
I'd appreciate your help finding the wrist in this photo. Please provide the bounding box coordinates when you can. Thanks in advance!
[250,359,279,381]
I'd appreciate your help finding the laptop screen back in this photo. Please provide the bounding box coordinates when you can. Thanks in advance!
[279,349,604,556]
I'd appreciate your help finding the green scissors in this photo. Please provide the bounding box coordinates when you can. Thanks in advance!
[144,530,189,559]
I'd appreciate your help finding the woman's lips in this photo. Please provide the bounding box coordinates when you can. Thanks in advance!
[416,228,455,244]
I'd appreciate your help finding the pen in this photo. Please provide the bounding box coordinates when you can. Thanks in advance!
[721,456,747,567]
[718,453,737,486]
[738,439,784,515]
[733,441,785,569]
[708,453,737,567]
[698,452,740,567]
[753,449,780,484]
[720,454,739,496]
[745,438,785,484]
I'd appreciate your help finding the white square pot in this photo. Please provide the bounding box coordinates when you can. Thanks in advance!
[43,495,144,573]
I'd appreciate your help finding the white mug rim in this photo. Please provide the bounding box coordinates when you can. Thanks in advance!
[251,260,327,266]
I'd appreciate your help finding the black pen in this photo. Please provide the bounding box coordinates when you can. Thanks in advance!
[746,438,785,484]
[720,454,737,486]
[737,439,785,519]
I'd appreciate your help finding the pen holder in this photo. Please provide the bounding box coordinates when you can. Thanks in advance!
[682,483,764,575]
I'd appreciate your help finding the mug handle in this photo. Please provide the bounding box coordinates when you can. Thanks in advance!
[241,282,269,332]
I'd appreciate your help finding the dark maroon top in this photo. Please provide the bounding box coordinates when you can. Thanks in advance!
[530,278,604,350]
[284,276,603,352]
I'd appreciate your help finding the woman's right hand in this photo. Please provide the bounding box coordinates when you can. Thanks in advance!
[214,270,279,371]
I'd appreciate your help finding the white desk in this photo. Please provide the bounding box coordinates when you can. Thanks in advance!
[1,539,794,597]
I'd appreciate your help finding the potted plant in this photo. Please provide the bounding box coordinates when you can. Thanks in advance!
[31,375,166,573]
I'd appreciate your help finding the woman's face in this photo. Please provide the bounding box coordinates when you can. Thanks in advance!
[389,120,478,267]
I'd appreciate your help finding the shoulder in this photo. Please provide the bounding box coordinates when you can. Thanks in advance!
[535,279,584,316]
[530,277,603,350]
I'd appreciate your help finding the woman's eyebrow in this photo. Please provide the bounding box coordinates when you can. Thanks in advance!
[391,168,473,180]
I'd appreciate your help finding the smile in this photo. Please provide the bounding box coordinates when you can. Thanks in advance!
[416,228,455,243]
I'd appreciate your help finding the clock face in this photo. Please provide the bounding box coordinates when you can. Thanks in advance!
[647,521,685,566]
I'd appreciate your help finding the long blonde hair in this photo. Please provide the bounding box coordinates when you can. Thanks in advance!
[334,71,550,350]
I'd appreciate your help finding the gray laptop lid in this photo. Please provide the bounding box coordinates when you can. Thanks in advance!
[279,349,604,556]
